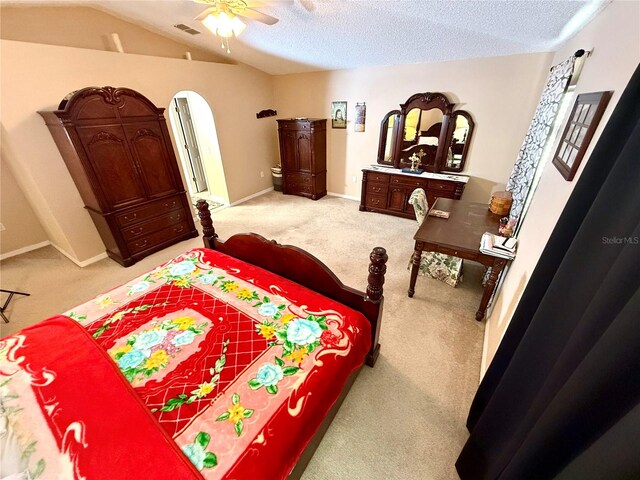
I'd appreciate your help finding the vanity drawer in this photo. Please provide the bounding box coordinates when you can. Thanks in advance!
[428,180,456,193]
[121,210,186,241]
[365,194,387,209]
[367,183,389,195]
[115,195,183,227]
[127,221,190,255]
[391,176,429,188]
[367,172,390,183]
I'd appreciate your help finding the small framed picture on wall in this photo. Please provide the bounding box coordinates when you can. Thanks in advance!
[331,101,347,129]
[552,91,612,181]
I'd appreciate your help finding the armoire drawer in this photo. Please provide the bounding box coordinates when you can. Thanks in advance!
[285,173,312,187]
[127,221,190,254]
[115,195,183,227]
[366,183,389,195]
[121,210,186,241]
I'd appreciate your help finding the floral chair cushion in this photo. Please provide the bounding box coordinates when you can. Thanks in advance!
[408,188,463,287]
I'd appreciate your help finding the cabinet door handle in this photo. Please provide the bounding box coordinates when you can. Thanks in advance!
[124,213,137,222]
[130,227,143,235]
[164,201,177,209]
[135,240,148,249]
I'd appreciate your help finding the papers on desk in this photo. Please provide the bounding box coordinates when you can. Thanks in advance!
[480,233,517,259]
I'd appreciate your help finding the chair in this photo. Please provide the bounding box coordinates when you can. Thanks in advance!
[408,189,463,287]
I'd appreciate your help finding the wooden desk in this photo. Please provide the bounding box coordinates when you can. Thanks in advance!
[407,198,510,320]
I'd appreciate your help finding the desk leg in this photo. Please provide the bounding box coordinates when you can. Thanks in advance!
[476,258,507,321]
[408,241,424,298]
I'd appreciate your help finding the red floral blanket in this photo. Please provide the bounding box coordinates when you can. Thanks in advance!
[0,316,202,479]
[9,248,370,479]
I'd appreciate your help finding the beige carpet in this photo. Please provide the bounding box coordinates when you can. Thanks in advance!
[0,191,484,479]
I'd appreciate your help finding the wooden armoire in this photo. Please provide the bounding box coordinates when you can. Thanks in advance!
[277,118,327,200]
[39,86,198,267]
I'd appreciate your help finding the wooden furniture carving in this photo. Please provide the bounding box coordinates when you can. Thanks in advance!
[39,86,198,267]
[277,118,327,200]
[377,92,475,173]
[407,198,511,320]
[359,168,468,219]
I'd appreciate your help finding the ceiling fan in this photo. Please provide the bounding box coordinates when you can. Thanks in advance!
[193,0,292,52]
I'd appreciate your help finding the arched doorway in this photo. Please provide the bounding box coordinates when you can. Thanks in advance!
[168,90,229,208]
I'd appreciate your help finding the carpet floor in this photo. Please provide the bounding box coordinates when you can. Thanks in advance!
[0,191,484,479]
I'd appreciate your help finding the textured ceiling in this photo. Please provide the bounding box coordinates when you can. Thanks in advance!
[5,0,609,74]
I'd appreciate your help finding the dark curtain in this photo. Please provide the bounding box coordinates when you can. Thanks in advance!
[456,63,640,480]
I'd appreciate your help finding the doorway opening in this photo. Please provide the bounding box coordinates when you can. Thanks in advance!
[168,91,229,209]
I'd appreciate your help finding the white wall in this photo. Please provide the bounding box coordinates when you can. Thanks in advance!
[273,52,553,202]
[1,39,277,264]
[483,0,640,374]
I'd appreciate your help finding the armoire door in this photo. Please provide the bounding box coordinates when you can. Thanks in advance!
[124,122,179,199]
[280,130,298,171]
[296,132,312,172]
[77,125,147,210]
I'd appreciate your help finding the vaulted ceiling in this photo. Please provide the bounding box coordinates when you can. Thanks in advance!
[4,0,609,75]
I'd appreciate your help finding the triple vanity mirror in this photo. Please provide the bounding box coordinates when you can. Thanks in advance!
[377,92,474,173]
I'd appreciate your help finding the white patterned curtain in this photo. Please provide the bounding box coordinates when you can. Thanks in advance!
[506,57,576,219]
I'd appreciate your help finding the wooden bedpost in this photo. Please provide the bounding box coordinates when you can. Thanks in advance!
[364,247,387,367]
[195,199,218,249]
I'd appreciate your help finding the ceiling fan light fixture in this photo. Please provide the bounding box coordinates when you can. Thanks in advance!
[202,11,246,39]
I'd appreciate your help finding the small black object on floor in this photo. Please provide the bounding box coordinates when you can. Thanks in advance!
[0,289,30,323]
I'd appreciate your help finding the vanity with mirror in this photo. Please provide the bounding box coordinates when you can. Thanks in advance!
[361,92,474,219]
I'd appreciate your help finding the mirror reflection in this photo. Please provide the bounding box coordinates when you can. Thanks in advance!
[402,108,444,148]
[377,110,400,165]
[444,112,473,171]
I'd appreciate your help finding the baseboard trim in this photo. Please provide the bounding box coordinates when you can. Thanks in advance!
[51,244,108,267]
[230,187,274,207]
[327,192,359,201]
[480,316,490,381]
[0,241,51,261]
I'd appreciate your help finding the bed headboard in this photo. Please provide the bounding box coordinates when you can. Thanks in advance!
[195,200,387,366]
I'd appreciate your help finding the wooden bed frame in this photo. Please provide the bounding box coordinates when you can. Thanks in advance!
[196,199,387,367]
[195,199,387,478]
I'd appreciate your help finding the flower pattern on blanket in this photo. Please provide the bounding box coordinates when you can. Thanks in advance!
[108,310,210,385]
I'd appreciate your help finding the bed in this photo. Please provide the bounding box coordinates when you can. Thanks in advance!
[0,200,387,480]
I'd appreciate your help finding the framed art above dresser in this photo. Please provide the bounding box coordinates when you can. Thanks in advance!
[361,91,474,218]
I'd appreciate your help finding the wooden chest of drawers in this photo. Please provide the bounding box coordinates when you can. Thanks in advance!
[359,169,467,219]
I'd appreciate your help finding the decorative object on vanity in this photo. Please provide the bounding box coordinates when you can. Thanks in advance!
[39,86,198,267]
[354,102,366,132]
[256,108,277,119]
[276,118,327,200]
[552,91,612,181]
[489,191,513,216]
[377,91,475,173]
[506,55,578,220]
[401,153,425,175]
[407,189,463,287]
[331,101,347,128]
[359,166,468,219]
[408,198,510,320]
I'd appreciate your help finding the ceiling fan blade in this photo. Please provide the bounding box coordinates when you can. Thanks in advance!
[298,0,315,12]
[193,0,216,5]
[195,7,218,21]
[237,7,279,25]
